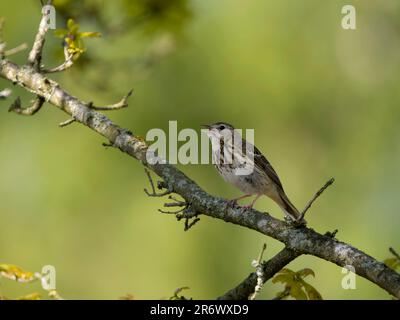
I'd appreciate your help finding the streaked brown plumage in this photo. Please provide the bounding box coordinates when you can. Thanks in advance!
[202,122,301,221]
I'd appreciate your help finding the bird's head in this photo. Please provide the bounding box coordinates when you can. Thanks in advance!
[201,122,235,140]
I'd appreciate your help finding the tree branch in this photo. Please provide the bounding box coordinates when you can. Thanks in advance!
[0,12,399,299]
[88,89,133,111]
[217,247,300,300]
[9,96,45,115]
[43,48,73,74]
[4,43,28,57]
[27,1,53,70]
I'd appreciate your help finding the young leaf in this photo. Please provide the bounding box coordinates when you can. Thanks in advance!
[272,267,323,300]
[297,268,315,278]
[53,18,101,60]
[384,258,400,271]
[17,293,41,300]
[0,264,35,281]
[302,282,323,300]
[289,283,307,300]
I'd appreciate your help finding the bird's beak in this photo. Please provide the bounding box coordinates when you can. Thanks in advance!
[201,124,211,129]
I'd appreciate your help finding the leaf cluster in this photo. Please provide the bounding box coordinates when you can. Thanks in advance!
[272,268,322,300]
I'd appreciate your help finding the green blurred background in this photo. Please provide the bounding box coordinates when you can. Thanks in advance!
[0,0,399,299]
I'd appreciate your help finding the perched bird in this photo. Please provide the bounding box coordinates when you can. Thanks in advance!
[202,122,301,221]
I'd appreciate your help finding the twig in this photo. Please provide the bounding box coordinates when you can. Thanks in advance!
[164,202,186,208]
[170,286,191,300]
[184,216,200,231]
[163,196,187,208]
[217,247,300,300]
[43,48,73,73]
[102,142,114,148]
[158,207,186,214]
[390,247,400,261]
[249,243,267,300]
[158,195,200,230]
[0,18,27,58]
[143,168,171,197]
[59,118,76,127]
[9,96,45,115]
[299,178,335,221]
[88,90,133,111]
[4,43,28,57]
[168,195,185,203]
[27,0,53,70]
[0,88,12,99]
[325,229,338,238]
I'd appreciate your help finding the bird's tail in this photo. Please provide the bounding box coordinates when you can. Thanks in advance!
[276,191,301,221]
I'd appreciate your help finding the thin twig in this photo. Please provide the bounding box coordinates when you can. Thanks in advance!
[27,0,53,69]
[325,229,338,238]
[390,247,400,261]
[184,217,200,231]
[170,286,191,300]
[299,178,335,221]
[255,243,267,265]
[59,118,76,127]
[43,48,73,73]
[9,96,45,115]
[164,202,186,207]
[158,207,185,214]
[144,168,156,195]
[0,88,12,99]
[168,195,185,203]
[143,168,171,197]
[249,243,267,300]
[4,43,28,56]
[88,90,133,111]
[164,196,186,207]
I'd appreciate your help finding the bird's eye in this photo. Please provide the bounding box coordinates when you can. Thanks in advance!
[219,125,225,130]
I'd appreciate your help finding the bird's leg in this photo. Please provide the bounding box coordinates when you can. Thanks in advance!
[240,194,262,212]
[227,194,252,208]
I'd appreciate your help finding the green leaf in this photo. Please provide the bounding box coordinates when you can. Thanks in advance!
[273,267,323,300]
[272,273,293,285]
[17,293,41,300]
[289,283,307,300]
[297,268,315,279]
[303,282,323,300]
[384,258,400,271]
[79,32,101,38]
[67,18,79,34]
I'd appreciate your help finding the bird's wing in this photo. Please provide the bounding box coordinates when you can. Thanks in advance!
[249,142,284,191]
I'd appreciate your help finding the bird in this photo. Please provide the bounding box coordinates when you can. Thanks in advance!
[202,122,302,222]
